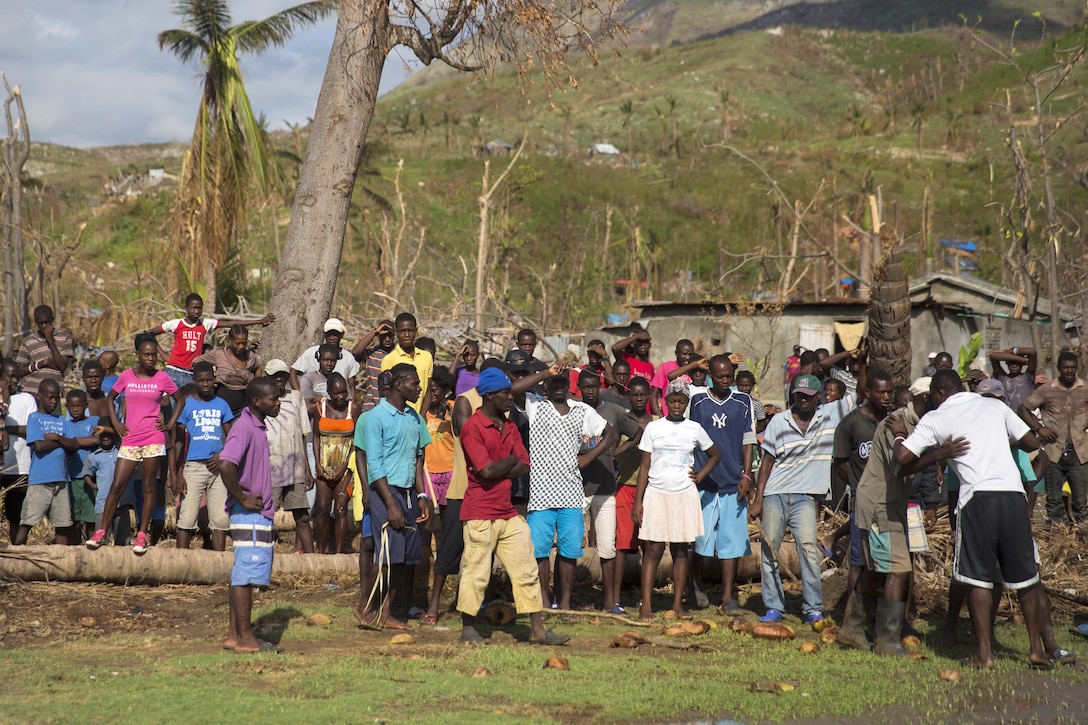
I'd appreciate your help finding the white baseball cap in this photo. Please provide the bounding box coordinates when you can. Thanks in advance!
[323,318,346,334]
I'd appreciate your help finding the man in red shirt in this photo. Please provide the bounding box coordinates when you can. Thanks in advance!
[457,367,570,646]
[611,329,655,383]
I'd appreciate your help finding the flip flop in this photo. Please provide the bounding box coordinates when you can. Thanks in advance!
[1069,624,1088,640]
[420,614,438,626]
[1051,648,1076,666]
[1028,658,1054,671]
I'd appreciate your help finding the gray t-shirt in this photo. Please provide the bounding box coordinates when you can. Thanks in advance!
[300,370,355,403]
[580,400,640,497]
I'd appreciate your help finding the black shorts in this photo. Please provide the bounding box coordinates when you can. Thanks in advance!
[433,498,465,576]
[954,492,1039,590]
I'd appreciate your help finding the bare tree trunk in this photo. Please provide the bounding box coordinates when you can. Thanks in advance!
[263,1,391,361]
[869,230,912,387]
[2,74,30,353]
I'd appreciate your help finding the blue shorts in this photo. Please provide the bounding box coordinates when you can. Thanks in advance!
[693,490,751,559]
[362,510,373,539]
[133,477,167,524]
[367,486,422,566]
[849,511,864,568]
[230,509,274,587]
[527,507,584,560]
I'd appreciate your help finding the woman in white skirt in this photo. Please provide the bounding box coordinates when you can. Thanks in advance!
[633,379,721,620]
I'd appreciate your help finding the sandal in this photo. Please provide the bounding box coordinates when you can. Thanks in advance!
[1069,624,1088,640]
[460,629,489,645]
[529,629,571,646]
[1051,648,1076,666]
[420,614,438,626]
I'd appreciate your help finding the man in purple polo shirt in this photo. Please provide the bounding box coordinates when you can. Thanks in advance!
[219,377,281,654]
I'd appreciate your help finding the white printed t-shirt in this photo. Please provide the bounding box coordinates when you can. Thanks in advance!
[638,417,714,495]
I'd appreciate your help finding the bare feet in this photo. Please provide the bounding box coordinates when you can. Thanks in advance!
[675,608,692,620]
[959,654,994,668]
[222,637,237,650]
[353,604,379,630]
[378,615,410,630]
[639,610,656,621]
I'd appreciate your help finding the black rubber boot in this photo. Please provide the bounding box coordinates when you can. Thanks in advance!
[836,589,873,651]
[874,599,907,657]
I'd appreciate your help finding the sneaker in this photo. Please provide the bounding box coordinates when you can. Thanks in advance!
[132,531,150,555]
[610,604,627,616]
[85,529,107,550]
[760,609,783,623]
[687,584,709,610]
[550,602,560,610]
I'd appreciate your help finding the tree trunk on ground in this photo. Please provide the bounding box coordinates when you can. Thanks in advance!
[263,1,391,361]
[869,229,912,387]
[0,545,358,586]
[0,542,801,586]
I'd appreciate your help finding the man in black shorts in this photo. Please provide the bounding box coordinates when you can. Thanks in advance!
[892,369,1073,669]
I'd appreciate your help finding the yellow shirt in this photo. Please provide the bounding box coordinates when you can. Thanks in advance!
[380,345,434,412]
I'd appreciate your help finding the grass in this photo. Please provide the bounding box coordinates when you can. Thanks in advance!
[3,599,1087,724]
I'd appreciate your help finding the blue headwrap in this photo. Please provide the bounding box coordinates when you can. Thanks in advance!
[476,367,513,396]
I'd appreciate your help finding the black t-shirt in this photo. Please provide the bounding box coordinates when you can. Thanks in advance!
[833,408,877,489]
[580,401,640,497]
[600,388,631,411]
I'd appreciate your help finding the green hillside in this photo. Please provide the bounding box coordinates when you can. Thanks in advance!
[10,8,1088,344]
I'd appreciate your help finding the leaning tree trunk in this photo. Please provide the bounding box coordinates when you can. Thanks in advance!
[263,0,392,361]
[868,229,912,387]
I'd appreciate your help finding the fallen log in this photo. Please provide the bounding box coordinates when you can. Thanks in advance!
[0,545,357,586]
[0,541,802,587]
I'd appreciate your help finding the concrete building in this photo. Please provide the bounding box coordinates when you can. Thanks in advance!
[595,271,1078,406]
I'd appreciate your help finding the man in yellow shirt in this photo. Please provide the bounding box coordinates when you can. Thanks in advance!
[380,312,433,412]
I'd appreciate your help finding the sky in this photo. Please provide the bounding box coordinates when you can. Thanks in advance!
[0,1,419,148]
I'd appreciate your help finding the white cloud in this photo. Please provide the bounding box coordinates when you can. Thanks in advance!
[0,1,417,148]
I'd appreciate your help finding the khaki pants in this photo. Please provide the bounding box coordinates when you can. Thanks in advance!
[457,516,543,616]
[178,461,229,531]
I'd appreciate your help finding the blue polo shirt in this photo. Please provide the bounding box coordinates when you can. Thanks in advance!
[690,390,757,494]
[364,399,432,490]
[178,394,234,461]
[760,401,847,496]
[27,412,70,485]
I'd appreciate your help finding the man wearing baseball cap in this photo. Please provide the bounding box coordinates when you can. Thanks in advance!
[750,374,848,627]
[289,318,361,393]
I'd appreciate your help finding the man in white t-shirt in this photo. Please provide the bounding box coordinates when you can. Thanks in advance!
[290,318,361,392]
[2,359,38,538]
[892,369,1073,670]
[526,373,616,610]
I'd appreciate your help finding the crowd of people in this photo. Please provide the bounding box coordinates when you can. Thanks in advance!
[1,297,1085,664]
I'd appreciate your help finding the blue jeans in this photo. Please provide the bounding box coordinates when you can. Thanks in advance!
[759,493,822,617]
[165,366,193,389]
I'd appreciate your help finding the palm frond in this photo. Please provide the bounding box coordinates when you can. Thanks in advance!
[233,0,335,55]
[157,28,209,64]
[179,0,232,49]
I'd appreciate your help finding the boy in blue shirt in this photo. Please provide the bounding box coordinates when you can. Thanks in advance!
[66,389,101,542]
[173,362,234,550]
[14,380,98,546]
[82,427,134,545]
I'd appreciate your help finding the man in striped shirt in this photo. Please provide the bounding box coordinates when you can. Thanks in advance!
[750,374,847,626]
[13,305,73,397]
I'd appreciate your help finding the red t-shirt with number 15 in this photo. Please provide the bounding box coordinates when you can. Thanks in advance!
[161,318,220,370]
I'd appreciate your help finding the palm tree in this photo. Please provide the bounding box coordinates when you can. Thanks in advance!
[619,99,634,155]
[158,0,333,309]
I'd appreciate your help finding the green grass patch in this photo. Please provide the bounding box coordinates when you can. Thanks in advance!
[3,605,1086,724]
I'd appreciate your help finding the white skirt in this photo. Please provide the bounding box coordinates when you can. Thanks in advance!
[641,486,704,544]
